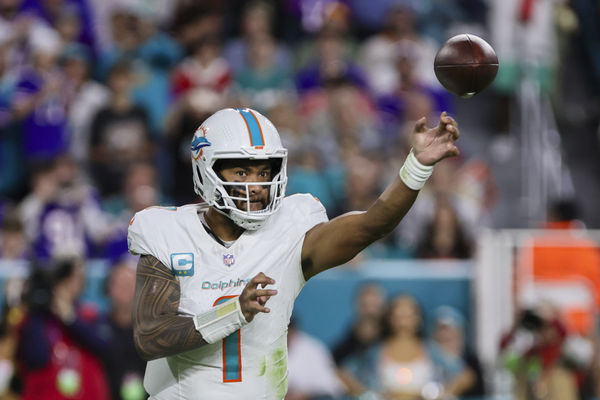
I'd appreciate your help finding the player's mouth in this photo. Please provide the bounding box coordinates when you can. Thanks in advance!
[233,197,267,212]
[247,200,265,211]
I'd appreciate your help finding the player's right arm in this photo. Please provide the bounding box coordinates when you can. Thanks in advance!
[133,255,276,361]
[132,255,207,361]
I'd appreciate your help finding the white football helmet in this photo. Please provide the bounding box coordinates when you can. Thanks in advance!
[191,108,288,230]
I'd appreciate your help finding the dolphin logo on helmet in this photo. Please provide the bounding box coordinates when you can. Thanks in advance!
[191,108,288,230]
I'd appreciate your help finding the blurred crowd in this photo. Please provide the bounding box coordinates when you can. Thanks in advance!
[0,0,598,399]
[0,0,507,265]
[287,284,486,400]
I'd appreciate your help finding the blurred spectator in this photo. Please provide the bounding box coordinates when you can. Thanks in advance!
[103,162,163,263]
[97,6,181,136]
[286,318,346,400]
[171,35,231,98]
[101,257,146,400]
[54,4,86,52]
[296,31,367,96]
[233,33,294,112]
[396,156,496,256]
[0,208,28,397]
[376,40,451,146]
[500,301,579,400]
[103,162,161,218]
[343,152,383,213]
[61,43,109,165]
[19,155,113,260]
[266,99,309,157]
[349,0,415,36]
[416,195,473,259]
[358,2,440,96]
[428,305,485,398]
[97,6,140,62]
[17,258,110,400]
[90,61,153,197]
[292,1,357,68]
[0,284,25,399]
[13,27,69,163]
[341,294,437,399]
[0,210,27,260]
[286,147,343,217]
[19,0,96,51]
[0,33,23,197]
[91,1,177,53]
[302,78,380,168]
[224,1,291,75]
[170,3,223,52]
[166,87,223,204]
[333,283,385,366]
[130,10,182,136]
[268,99,345,215]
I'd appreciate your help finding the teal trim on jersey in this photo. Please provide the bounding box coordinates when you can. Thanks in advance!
[216,297,242,381]
[170,253,194,276]
[237,108,264,146]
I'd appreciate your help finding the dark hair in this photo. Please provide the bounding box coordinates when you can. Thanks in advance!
[107,60,133,79]
[353,281,383,307]
[188,34,221,56]
[1,213,23,233]
[549,199,580,222]
[381,294,426,339]
[23,258,78,312]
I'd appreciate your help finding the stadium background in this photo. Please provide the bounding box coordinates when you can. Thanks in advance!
[0,0,600,399]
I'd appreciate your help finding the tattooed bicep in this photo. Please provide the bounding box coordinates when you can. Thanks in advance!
[133,255,206,360]
[134,255,180,317]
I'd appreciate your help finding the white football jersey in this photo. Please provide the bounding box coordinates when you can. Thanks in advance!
[127,194,328,400]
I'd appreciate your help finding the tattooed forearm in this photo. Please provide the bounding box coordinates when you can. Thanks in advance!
[133,255,207,361]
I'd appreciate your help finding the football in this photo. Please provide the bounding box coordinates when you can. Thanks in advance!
[433,34,498,98]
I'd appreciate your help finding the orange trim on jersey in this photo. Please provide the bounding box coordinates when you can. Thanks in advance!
[213,295,242,383]
[247,109,266,148]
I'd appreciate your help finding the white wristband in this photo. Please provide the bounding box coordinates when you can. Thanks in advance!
[193,297,248,344]
[399,149,434,191]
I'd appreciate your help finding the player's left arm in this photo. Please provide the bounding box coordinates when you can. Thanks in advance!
[301,112,459,279]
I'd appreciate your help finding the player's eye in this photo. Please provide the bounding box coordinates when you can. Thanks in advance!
[235,170,247,177]
[259,170,271,178]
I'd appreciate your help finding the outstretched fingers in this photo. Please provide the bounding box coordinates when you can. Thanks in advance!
[240,272,277,320]
[446,141,460,157]
[246,272,275,290]
[415,117,428,133]
[437,112,460,143]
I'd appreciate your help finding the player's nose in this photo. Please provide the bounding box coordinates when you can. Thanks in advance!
[247,183,263,194]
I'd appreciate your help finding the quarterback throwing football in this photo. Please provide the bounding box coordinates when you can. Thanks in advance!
[129,107,459,399]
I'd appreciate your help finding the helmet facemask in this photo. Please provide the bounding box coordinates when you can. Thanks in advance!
[197,155,287,230]
[191,108,288,230]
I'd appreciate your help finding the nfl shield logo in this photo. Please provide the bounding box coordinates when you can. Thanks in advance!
[223,254,235,267]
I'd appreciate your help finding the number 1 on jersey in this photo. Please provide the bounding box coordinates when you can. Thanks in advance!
[214,296,242,382]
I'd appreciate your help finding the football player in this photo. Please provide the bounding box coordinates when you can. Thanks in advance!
[129,107,459,399]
